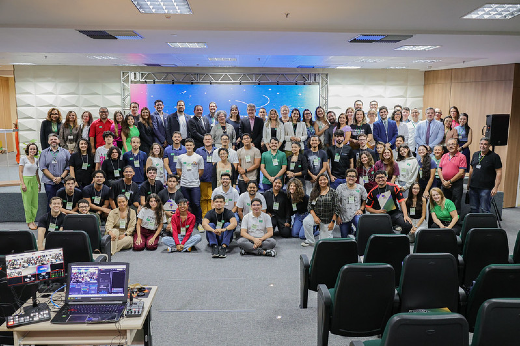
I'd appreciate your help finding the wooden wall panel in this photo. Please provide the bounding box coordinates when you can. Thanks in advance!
[423,83,451,120]
[424,69,452,85]
[451,64,515,83]
[0,77,16,150]
[505,87,520,207]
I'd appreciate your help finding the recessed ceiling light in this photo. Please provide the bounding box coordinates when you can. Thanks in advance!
[11,63,36,65]
[208,57,236,61]
[131,0,192,14]
[463,4,520,19]
[354,58,385,63]
[412,59,442,63]
[387,66,407,69]
[167,42,207,48]
[87,55,118,60]
[336,66,361,69]
[106,31,143,40]
[395,45,441,51]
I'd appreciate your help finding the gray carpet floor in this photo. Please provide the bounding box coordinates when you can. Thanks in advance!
[1,207,519,346]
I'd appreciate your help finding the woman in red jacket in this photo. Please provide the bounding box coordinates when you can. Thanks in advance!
[161,199,201,252]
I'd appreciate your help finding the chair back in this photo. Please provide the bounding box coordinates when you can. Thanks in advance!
[460,213,497,242]
[0,230,36,255]
[462,228,509,288]
[330,263,395,336]
[512,230,520,264]
[414,228,459,258]
[378,312,469,346]
[356,214,393,256]
[399,253,460,313]
[364,234,409,284]
[466,264,520,331]
[45,231,93,271]
[62,214,101,250]
[309,238,358,291]
[471,298,520,346]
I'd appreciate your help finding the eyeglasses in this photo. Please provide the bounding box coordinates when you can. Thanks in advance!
[375,176,387,180]
[51,113,59,115]
[346,175,357,178]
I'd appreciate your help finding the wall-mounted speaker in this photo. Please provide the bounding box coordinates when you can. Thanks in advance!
[485,114,510,146]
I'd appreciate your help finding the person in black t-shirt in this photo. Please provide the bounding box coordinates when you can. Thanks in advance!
[304,135,329,194]
[82,170,111,219]
[56,176,83,214]
[158,174,184,219]
[467,137,503,213]
[69,138,95,189]
[110,165,140,211]
[139,166,165,205]
[350,134,378,167]
[327,129,353,189]
[202,194,238,258]
[37,196,65,250]
[263,177,291,237]
[100,146,123,187]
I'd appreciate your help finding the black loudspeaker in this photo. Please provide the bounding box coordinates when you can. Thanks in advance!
[485,114,510,146]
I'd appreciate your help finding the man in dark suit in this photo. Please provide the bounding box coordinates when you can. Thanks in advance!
[187,105,211,149]
[165,100,190,145]
[239,104,264,149]
[152,99,168,147]
[372,106,399,149]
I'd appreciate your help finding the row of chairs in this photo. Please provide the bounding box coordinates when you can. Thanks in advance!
[318,261,520,345]
[349,298,520,346]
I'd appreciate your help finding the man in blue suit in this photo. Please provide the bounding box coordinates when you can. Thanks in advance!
[152,99,168,148]
[414,107,444,152]
[372,106,398,149]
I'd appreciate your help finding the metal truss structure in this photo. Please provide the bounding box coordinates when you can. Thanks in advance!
[121,71,328,112]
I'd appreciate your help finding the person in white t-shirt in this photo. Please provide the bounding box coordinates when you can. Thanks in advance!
[238,198,276,257]
[211,172,240,221]
[134,193,166,251]
[237,181,267,221]
[94,131,114,170]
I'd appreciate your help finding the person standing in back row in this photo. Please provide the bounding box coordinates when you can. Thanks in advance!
[240,104,264,149]
[187,105,211,149]
[89,107,113,151]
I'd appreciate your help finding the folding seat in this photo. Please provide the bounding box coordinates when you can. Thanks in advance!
[0,230,37,255]
[356,214,393,256]
[364,234,409,284]
[470,298,520,346]
[62,214,111,261]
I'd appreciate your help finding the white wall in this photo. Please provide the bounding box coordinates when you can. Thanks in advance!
[14,66,424,147]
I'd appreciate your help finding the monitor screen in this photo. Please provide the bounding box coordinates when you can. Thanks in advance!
[5,248,65,286]
[67,263,128,302]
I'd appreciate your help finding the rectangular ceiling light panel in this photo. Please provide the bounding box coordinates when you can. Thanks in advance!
[131,0,192,14]
[463,4,520,19]
[168,42,207,48]
[106,30,143,39]
[395,45,441,51]
[208,57,237,61]
[349,34,413,43]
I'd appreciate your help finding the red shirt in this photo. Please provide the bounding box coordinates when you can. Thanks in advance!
[171,209,196,245]
[439,152,467,180]
[89,118,114,148]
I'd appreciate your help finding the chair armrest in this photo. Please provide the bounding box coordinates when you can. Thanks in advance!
[349,342,366,346]
[100,234,112,262]
[300,254,311,309]
[457,236,462,254]
[457,255,464,285]
[93,253,108,262]
[458,286,467,314]
[508,256,514,264]
[393,289,401,314]
[317,284,332,346]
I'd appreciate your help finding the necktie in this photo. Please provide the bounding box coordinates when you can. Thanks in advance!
[426,121,431,145]
[383,120,388,141]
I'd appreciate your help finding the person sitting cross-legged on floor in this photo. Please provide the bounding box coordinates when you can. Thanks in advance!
[202,194,238,258]
[105,194,136,255]
[238,198,277,257]
[162,199,201,252]
[133,193,166,251]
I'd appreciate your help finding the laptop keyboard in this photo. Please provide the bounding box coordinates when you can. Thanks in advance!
[67,304,124,314]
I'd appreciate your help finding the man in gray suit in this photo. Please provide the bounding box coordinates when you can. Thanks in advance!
[414,107,444,152]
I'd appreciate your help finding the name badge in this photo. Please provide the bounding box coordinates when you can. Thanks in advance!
[165,199,177,212]
[334,153,340,162]
[82,162,88,170]
[134,160,140,168]
[216,221,223,229]
[273,202,279,210]
[410,207,416,216]
[362,176,368,184]
[245,155,251,163]
[68,135,73,140]
[348,196,355,204]
[272,158,279,166]
[93,196,101,205]
[419,170,423,179]
[458,134,463,140]
[119,219,126,229]
[114,169,120,177]
[313,157,320,166]
[49,223,57,231]
[66,202,73,210]
[476,164,481,169]
[290,162,295,170]
[292,203,297,211]
[251,223,258,230]
[206,155,212,163]
[180,226,187,235]
[186,162,192,171]
[125,191,131,200]
[52,159,58,164]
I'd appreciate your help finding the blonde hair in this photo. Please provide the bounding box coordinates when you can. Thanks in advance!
[46,108,62,123]
[429,188,446,209]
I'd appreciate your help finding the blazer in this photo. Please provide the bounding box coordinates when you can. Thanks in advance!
[373,119,398,148]
[137,121,154,155]
[414,119,444,149]
[152,111,168,145]
[188,115,211,148]
[262,121,285,146]
[40,120,62,150]
[210,123,236,147]
[283,122,307,151]
[239,117,264,149]
[105,208,137,236]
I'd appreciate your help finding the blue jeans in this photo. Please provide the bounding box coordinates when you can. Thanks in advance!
[291,213,308,239]
[206,222,234,246]
[340,214,361,237]
[330,178,346,190]
[260,182,272,192]
[162,234,202,251]
[469,188,492,214]
[44,182,64,211]
[180,186,202,224]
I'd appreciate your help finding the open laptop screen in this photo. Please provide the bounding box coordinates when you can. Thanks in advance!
[67,262,129,303]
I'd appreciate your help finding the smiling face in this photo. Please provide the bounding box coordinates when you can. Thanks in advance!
[360,153,369,165]
[82,112,90,123]
[247,182,258,196]
[303,110,312,122]
[194,106,203,117]
[130,103,139,115]
[127,116,135,126]
[316,107,324,119]
[28,144,38,157]
[417,146,427,157]
[117,196,128,209]
[431,190,442,204]
[355,110,364,124]
[209,103,217,114]
[458,115,467,126]
[399,146,409,158]
[289,182,296,194]
[291,143,300,155]
[148,197,158,210]
[426,108,435,121]
[217,112,226,124]
[177,101,185,113]
[291,110,300,122]
[258,108,267,120]
[338,114,347,126]
[318,175,329,188]
[115,112,123,123]
[382,149,391,160]
[269,109,278,120]
[411,183,421,196]
[203,134,213,147]
[155,101,164,113]
[379,108,388,120]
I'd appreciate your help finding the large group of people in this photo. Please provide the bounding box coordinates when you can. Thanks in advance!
[20,99,503,256]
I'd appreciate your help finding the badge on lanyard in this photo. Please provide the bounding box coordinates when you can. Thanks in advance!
[119,219,126,229]
[93,196,101,205]
[334,153,340,162]
[313,157,320,166]
[273,202,279,210]
[186,162,192,171]
[66,202,73,210]
[134,160,140,168]
[245,155,251,163]
[362,176,368,184]
[272,158,279,166]
[180,226,187,235]
[290,162,295,170]
[125,191,131,200]
[419,170,423,179]
[476,165,481,169]
[206,155,212,163]
[292,203,297,211]
[68,135,73,140]
[348,196,355,204]
[216,221,223,229]
[410,207,416,216]
[114,169,120,177]
[82,162,88,170]
[49,223,57,231]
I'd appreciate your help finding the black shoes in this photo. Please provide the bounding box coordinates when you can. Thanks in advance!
[219,246,227,258]
[211,245,219,258]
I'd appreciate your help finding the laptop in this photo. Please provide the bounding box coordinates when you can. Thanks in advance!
[51,262,129,324]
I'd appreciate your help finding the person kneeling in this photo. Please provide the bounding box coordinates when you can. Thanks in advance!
[202,194,238,258]
[162,199,201,252]
[238,198,277,257]
[134,193,166,251]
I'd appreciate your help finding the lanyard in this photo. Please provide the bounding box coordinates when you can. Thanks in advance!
[110,159,119,172]
[66,191,74,203]
[124,183,132,192]
[478,152,485,164]
[81,154,88,165]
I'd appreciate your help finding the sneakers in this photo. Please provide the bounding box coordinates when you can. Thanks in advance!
[166,246,177,253]
[198,224,205,233]
[407,232,416,243]
[240,249,246,256]
[219,246,227,258]
[265,249,276,257]
[301,240,312,247]
[211,245,219,258]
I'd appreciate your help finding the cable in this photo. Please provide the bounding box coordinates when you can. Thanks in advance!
[50,285,66,308]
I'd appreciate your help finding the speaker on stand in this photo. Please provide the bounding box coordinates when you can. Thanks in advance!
[483,113,510,147]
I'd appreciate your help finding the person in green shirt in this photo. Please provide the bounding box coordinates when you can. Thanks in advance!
[260,137,287,192]
[429,187,461,234]
[121,114,140,154]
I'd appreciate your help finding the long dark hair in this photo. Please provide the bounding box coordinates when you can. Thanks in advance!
[381,148,395,178]
[459,113,471,136]
[140,107,153,128]
[287,178,305,204]
[75,138,93,156]
[145,193,164,227]
[122,114,134,138]
[406,183,424,211]
[418,145,431,180]
[309,173,329,202]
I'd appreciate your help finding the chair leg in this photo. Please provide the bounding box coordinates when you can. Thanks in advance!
[317,284,331,346]
[300,255,310,309]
